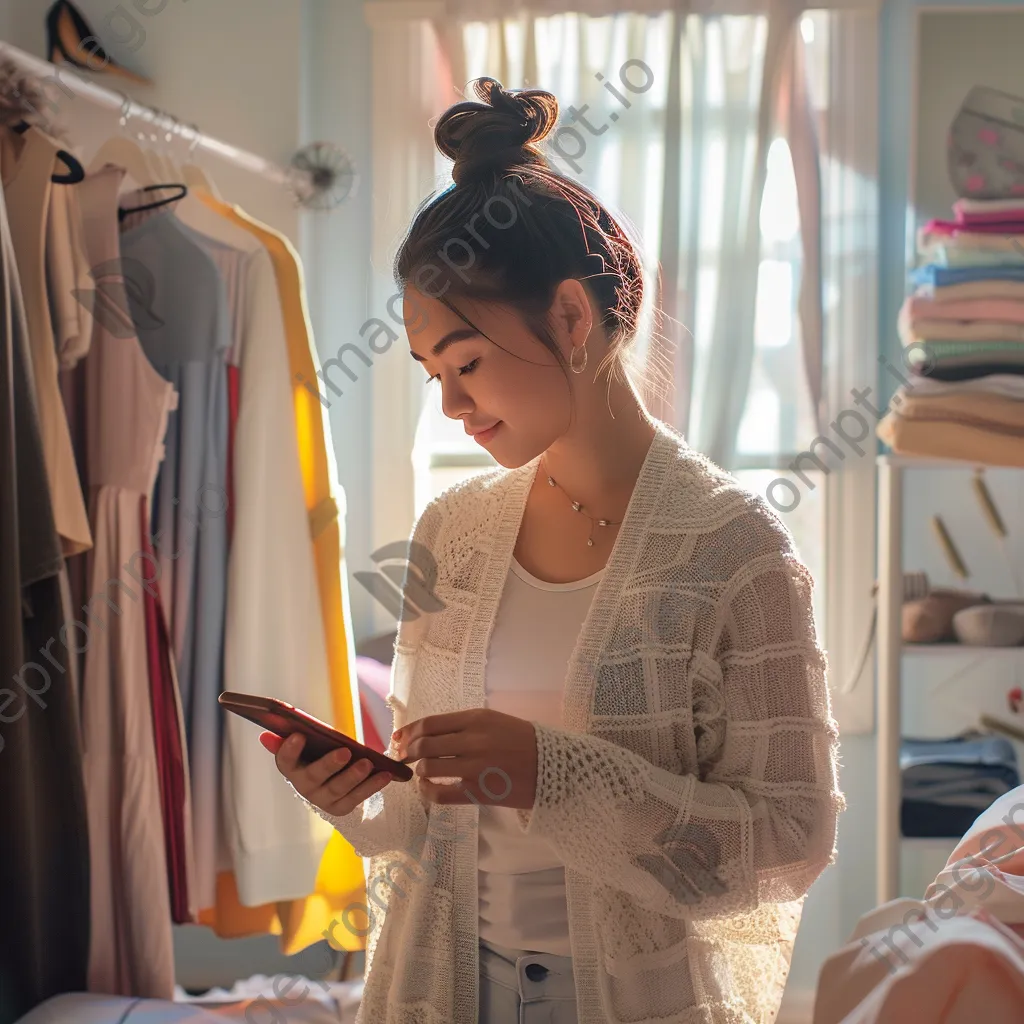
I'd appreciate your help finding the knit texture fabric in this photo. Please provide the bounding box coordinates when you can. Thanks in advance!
[293,418,845,1023]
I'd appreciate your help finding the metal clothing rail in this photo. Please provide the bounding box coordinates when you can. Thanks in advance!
[0,38,310,192]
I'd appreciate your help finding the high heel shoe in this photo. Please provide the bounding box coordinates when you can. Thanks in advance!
[45,0,152,86]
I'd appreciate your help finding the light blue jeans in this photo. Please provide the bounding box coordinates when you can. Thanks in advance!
[478,937,579,1023]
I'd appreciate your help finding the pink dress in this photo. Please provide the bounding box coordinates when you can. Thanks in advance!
[71,165,190,997]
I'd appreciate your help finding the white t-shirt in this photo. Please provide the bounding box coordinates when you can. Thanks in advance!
[478,554,605,956]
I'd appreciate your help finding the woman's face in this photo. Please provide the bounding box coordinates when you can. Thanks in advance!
[404,286,578,468]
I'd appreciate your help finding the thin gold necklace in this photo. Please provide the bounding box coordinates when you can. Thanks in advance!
[541,457,623,547]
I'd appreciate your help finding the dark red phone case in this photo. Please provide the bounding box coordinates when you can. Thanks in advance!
[217,691,413,782]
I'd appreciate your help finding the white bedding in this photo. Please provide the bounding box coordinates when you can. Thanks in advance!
[17,974,363,1024]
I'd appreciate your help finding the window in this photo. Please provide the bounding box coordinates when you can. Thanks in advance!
[413,10,835,629]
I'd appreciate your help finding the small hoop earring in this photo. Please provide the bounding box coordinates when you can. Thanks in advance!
[570,341,589,374]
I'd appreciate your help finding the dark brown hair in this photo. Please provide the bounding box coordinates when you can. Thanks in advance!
[394,76,663,406]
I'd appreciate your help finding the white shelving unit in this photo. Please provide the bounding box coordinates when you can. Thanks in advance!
[875,452,1024,905]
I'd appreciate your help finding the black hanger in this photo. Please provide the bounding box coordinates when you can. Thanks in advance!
[10,119,85,184]
[117,183,188,222]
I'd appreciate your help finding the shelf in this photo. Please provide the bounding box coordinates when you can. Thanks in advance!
[874,454,1024,906]
[903,643,1024,655]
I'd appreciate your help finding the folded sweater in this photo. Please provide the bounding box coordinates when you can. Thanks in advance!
[903,295,1024,325]
[924,218,1024,236]
[955,197,1024,219]
[906,340,1024,364]
[897,374,1024,401]
[918,245,1024,268]
[912,264,1024,288]
[890,387,1024,432]
[918,227,1024,254]
[928,280,1024,303]
[900,318,1024,346]
[877,409,1024,466]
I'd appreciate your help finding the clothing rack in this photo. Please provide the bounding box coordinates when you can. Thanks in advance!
[0,38,312,196]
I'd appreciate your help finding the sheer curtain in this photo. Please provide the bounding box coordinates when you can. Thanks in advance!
[362,4,456,634]
[362,0,880,733]
[415,0,825,480]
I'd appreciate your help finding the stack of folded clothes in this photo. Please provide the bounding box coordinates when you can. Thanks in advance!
[878,198,1024,464]
[901,733,1021,838]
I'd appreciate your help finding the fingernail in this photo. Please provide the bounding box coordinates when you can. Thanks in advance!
[334,748,350,764]
[378,773,392,785]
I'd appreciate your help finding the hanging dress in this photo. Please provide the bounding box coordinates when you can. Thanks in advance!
[0,151,90,1024]
[0,125,91,556]
[117,204,232,921]
[74,165,181,998]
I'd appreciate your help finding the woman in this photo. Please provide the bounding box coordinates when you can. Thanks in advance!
[264,77,844,1024]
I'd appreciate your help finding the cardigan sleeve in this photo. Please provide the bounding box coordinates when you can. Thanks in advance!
[291,500,445,860]
[514,548,845,922]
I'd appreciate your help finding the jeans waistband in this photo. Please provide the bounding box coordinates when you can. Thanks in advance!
[479,937,575,996]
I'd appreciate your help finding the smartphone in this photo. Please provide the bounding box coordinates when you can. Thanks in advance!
[218,691,414,782]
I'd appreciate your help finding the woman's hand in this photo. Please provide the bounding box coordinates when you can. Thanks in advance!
[260,732,393,817]
[393,708,538,808]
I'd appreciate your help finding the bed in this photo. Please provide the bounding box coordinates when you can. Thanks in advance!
[813,785,1024,1023]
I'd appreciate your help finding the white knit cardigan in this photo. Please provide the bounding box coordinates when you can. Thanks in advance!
[297,418,845,1024]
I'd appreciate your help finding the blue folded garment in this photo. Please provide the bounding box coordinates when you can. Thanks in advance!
[900,734,1020,837]
[911,263,1024,287]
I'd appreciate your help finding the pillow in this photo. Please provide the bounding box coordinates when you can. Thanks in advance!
[943,784,1024,879]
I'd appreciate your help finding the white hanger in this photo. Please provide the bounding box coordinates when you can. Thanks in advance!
[87,94,158,186]
[181,122,223,202]
[152,108,186,180]
[139,107,176,183]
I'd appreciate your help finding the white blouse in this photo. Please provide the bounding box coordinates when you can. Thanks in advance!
[478,555,606,956]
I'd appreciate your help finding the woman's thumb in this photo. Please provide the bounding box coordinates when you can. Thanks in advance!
[259,731,284,754]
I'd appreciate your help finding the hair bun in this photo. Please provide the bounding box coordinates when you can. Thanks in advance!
[436,77,558,185]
